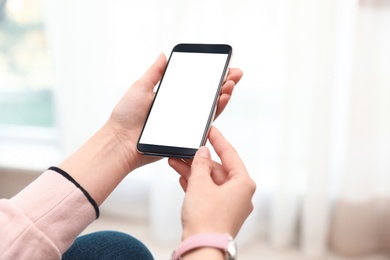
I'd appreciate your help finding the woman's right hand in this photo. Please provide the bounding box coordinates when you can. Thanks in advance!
[169,126,256,239]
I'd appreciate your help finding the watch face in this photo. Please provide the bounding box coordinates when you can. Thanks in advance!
[226,236,237,260]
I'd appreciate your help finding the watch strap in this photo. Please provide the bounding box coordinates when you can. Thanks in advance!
[172,233,231,260]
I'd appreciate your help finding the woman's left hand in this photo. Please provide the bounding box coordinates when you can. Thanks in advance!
[107,53,243,172]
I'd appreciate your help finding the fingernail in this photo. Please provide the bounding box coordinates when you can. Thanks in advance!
[197,146,210,158]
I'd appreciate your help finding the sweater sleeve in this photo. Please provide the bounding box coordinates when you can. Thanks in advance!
[0,168,99,260]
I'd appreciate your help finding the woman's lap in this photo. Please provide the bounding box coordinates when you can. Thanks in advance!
[62,231,154,260]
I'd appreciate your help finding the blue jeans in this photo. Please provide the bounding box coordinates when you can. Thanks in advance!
[62,231,154,260]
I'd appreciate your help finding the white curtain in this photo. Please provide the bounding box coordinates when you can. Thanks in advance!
[44,0,390,257]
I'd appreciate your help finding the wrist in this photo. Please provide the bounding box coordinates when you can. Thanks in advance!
[182,226,230,241]
[102,122,138,173]
[59,125,134,205]
[104,120,159,173]
[94,124,136,175]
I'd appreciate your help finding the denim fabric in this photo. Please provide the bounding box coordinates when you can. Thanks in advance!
[62,231,154,260]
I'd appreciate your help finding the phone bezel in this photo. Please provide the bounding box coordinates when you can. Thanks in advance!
[137,43,232,158]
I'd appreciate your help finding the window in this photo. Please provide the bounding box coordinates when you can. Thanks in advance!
[0,0,59,170]
[0,0,54,127]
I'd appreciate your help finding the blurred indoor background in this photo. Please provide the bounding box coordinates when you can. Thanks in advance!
[1,0,390,259]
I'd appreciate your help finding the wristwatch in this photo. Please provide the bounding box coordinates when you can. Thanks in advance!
[172,233,237,260]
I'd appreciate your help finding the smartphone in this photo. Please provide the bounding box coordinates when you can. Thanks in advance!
[137,43,233,158]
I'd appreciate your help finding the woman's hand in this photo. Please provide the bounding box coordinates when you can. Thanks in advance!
[59,54,242,206]
[170,127,256,239]
[107,54,243,173]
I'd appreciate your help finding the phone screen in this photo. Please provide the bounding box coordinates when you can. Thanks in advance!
[137,44,232,158]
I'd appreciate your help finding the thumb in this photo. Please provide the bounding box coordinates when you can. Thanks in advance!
[195,146,211,160]
[139,53,167,89]
[187,146,213,187]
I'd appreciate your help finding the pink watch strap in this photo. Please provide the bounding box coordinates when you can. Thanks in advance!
[172,233,230,260]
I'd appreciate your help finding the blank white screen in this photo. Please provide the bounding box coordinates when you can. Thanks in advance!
[139,52,228,148]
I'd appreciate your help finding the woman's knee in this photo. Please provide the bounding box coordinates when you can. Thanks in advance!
[63,230,154,260]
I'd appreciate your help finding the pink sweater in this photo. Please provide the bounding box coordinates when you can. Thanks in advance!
[0,168,98,259]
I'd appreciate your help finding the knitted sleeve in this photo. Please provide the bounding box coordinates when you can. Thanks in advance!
[0,167,99,260]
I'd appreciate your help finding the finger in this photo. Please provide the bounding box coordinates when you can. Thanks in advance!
[210,161,229,185]
[168,158,191,180]
[226,68,243,85]
[208,127,247,178]
[220,80,235,96]
[214,68,242,120]
[137,53,167,91]
[186,146,213,189]
[170,156,228,185]
[214,80,235,119]
[179,176,188,192]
